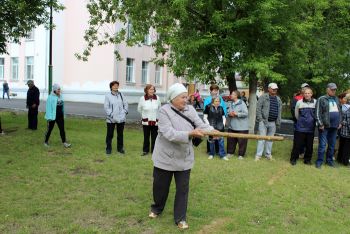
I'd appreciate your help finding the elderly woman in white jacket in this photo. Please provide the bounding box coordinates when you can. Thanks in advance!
[148,83,214,230]
[137,84,162,156]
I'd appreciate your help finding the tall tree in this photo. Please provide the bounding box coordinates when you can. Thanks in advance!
[0,0,63,54]
[79,0,350,131]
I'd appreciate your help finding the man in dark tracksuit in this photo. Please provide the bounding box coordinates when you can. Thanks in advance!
[26,80,40,130]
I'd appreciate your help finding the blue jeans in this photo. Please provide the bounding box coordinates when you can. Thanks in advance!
[209,137,226,157]
[316,128,337,165]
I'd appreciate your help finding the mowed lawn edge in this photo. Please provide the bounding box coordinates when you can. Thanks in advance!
[0,111,350,234]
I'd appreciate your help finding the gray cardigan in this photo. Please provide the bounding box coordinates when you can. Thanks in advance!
[104,91,128,123]
[227,99,249,131]
[152,103,213,171]
[256,93,282,127]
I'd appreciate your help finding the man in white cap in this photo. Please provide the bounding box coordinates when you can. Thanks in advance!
[255,82,282,160]
[315,82,342,168]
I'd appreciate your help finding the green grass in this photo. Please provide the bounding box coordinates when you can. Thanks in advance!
[0,111,350,234]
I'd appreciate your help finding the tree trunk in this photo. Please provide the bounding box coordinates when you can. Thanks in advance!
[248,72,258,134]
[227,73,237,93]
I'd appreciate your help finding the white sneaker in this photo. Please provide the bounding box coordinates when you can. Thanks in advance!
[226,154,234,158]
[44,142,49,147]
[208,155,214,160]
[266,155,273,160]
[63,142,71,148]
[255,156,261,161]
[238,156,244,160]
[0,131,5,135]
[222,156,229,161]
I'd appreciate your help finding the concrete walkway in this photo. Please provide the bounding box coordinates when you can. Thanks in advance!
[0,98,296,135]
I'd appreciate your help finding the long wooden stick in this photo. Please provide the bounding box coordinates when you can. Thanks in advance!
[202,131,284,141]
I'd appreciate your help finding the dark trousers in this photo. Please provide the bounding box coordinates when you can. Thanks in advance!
[28,107,38,130]
[3,90,9,99]
[290,131,314,163]
[337,136,350,166]
[151,167,191,224]
[44,114,66,143]
[143,125,158,153]
[106,122,125,151]
[227,129,249,157]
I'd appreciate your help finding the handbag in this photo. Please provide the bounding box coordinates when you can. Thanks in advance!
[171,107,203,147]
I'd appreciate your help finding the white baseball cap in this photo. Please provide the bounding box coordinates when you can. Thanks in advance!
[301,83,309,88]
[268,83,278,89]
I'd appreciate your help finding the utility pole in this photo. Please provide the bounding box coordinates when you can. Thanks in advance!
[48,0,53,94]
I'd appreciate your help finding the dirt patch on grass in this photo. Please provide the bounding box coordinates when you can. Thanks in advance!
[267,165,290,185]
[69,166,99,177]
[74,210,116,231]
[197,217,230,234]
[94,159,105,163]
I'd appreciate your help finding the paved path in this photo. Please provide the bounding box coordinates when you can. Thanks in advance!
[0,98,296,135]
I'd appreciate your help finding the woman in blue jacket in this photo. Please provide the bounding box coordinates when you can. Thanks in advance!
[44,84,71,148]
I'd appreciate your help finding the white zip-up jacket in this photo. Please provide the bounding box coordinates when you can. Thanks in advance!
[104,91,128,123]
[137,94,162,126]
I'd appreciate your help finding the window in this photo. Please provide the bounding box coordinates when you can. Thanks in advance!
[155,65,162,85]
[25,56,34,80]
[26,30,35,41]
[0,58,4,80]
[141,61,149,84]
[143,34,151,45]
[127,21,133,39]
[126,58,134,82]
[11,57,18,80]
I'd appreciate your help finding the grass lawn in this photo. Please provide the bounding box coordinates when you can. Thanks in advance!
[0,111,349,234]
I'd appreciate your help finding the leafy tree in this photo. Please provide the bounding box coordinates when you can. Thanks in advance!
[0,0,64,54]
[80,0,350,131]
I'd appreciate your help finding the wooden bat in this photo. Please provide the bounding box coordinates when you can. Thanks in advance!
[202,131,284,141]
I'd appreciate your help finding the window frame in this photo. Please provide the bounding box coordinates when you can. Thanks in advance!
[10,57,19,81]
[141,61,149,84]
[126,58,135,83]
[25,56,34,81]
[0,58,4,80]
[155,64,162,85]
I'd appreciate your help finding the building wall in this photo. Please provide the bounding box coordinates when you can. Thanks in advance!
[2,0,245,104]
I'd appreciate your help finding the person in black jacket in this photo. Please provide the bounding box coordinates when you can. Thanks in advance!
[26,80,40,130]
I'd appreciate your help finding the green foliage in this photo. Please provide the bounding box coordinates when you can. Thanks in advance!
[1,112,350,233]
[79,0,350,98]
[0,0,64,54]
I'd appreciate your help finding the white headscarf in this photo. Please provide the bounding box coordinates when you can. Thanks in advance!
[167,83,187,101]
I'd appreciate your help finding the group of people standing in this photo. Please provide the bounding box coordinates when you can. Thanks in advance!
[200,83,282,162]
[289,82,350,168]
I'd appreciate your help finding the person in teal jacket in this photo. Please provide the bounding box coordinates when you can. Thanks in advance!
[44,84,71,148]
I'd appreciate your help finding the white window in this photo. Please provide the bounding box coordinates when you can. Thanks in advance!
[141,61,149,84]
[0,58,4,80]
[155,65,162,85]
[127,21,133,39]
[126,58,134,82]
[143,34,151,45]
[11,57,19,80]
[26,30,35,41]
[25,56,34,80]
